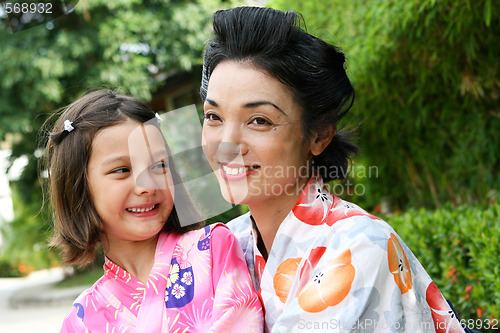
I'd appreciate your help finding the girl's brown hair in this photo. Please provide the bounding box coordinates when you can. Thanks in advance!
[44,89,202,266]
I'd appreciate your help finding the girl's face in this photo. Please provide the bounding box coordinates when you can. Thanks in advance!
[202,60,316,206]
[87,120,174,244]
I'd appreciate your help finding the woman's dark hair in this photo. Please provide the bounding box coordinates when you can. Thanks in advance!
[44,89,202,266]
[200,6,358,182]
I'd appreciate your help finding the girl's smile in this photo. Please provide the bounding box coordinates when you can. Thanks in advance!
[125,203,159,214]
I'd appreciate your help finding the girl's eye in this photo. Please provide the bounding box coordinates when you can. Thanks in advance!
[152,160,168,174]
[111,167,130,174]
[250,117,272,126]
[203,113,222,122]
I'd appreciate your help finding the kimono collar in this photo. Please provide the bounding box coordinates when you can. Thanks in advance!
[290,172,335,226]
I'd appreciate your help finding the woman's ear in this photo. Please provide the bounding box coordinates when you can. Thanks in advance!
[310,126,336,156]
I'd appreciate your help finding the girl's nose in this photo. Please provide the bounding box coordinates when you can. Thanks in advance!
[134,169,159,195]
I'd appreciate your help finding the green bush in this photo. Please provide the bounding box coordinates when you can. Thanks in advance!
[386,202,499,323]
[0,259,27,277]
[0,183,60,271]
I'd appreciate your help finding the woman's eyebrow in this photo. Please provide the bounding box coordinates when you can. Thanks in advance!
[244,101,286,115]
[206,98,287,117]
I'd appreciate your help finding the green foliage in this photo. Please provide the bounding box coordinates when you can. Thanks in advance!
[207,205,249,225]
[270,0,500,209]
[0,183,59,272]
[386,202,499,322]
[0,258,27,277]
[56,266,104,289]
[1,0,222,145]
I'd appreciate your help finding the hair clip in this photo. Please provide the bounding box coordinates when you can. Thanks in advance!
[64,120,75,132]
[155,112,163,122]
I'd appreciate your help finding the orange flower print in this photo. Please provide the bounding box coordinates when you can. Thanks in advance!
[293,180,333,225]
[273,258,302,303]
[297,249,355,313]
[387,233,412,294]
[327,196,381,226]
[426,282,464,333]
[297,246,327,293]
[255,254,266,281]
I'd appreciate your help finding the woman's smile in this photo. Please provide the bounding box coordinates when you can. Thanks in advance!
[220,163,260,180]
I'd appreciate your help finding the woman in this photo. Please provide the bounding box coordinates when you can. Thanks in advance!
[201,6,468,333]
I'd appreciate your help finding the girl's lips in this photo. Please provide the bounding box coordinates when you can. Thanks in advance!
[219,163,260,180]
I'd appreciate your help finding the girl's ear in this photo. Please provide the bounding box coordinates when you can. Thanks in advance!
[310,126,336,156]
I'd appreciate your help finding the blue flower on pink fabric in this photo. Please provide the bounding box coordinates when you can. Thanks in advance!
[165,258,195,308]
[172,284,186,299]
[181,271,193,285]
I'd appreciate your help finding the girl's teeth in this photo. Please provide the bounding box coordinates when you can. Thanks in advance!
[127,205,156,213]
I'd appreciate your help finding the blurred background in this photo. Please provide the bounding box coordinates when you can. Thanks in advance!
[0,0,498,331]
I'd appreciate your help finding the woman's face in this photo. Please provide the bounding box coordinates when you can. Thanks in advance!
[202,60,315,206]
[87,120,174,245]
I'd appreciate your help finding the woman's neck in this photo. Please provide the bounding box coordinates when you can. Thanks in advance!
[248,177,309,259]
[102,234,159,284]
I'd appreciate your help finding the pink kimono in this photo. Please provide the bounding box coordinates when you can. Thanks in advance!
[61,223,264,332]
[228,174,466,333]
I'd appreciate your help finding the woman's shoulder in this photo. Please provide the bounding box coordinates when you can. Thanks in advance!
[226,212,252,238]
[285,194,415,263]
[291,192,394,235]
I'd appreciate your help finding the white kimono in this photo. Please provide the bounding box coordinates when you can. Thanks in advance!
[228,174,465,333]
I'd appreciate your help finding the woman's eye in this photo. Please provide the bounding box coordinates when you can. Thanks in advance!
[250,117,272,126]
[204,113,221,122]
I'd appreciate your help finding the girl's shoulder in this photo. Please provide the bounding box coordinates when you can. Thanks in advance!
[75,272,108,299]
[168,222,232,253]
[187,222,231,237]
[65,273,108,323]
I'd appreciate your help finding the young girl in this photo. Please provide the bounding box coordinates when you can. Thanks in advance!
[46,89,263,332]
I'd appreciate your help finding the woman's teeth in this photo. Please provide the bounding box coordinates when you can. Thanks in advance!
[222,165,257,175]
[127,204,156,213]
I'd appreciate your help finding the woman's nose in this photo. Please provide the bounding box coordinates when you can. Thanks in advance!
[217,125,248,161]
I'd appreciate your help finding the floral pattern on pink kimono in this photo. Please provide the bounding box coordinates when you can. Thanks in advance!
[60,223,264,332]
[228,174,466,333]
